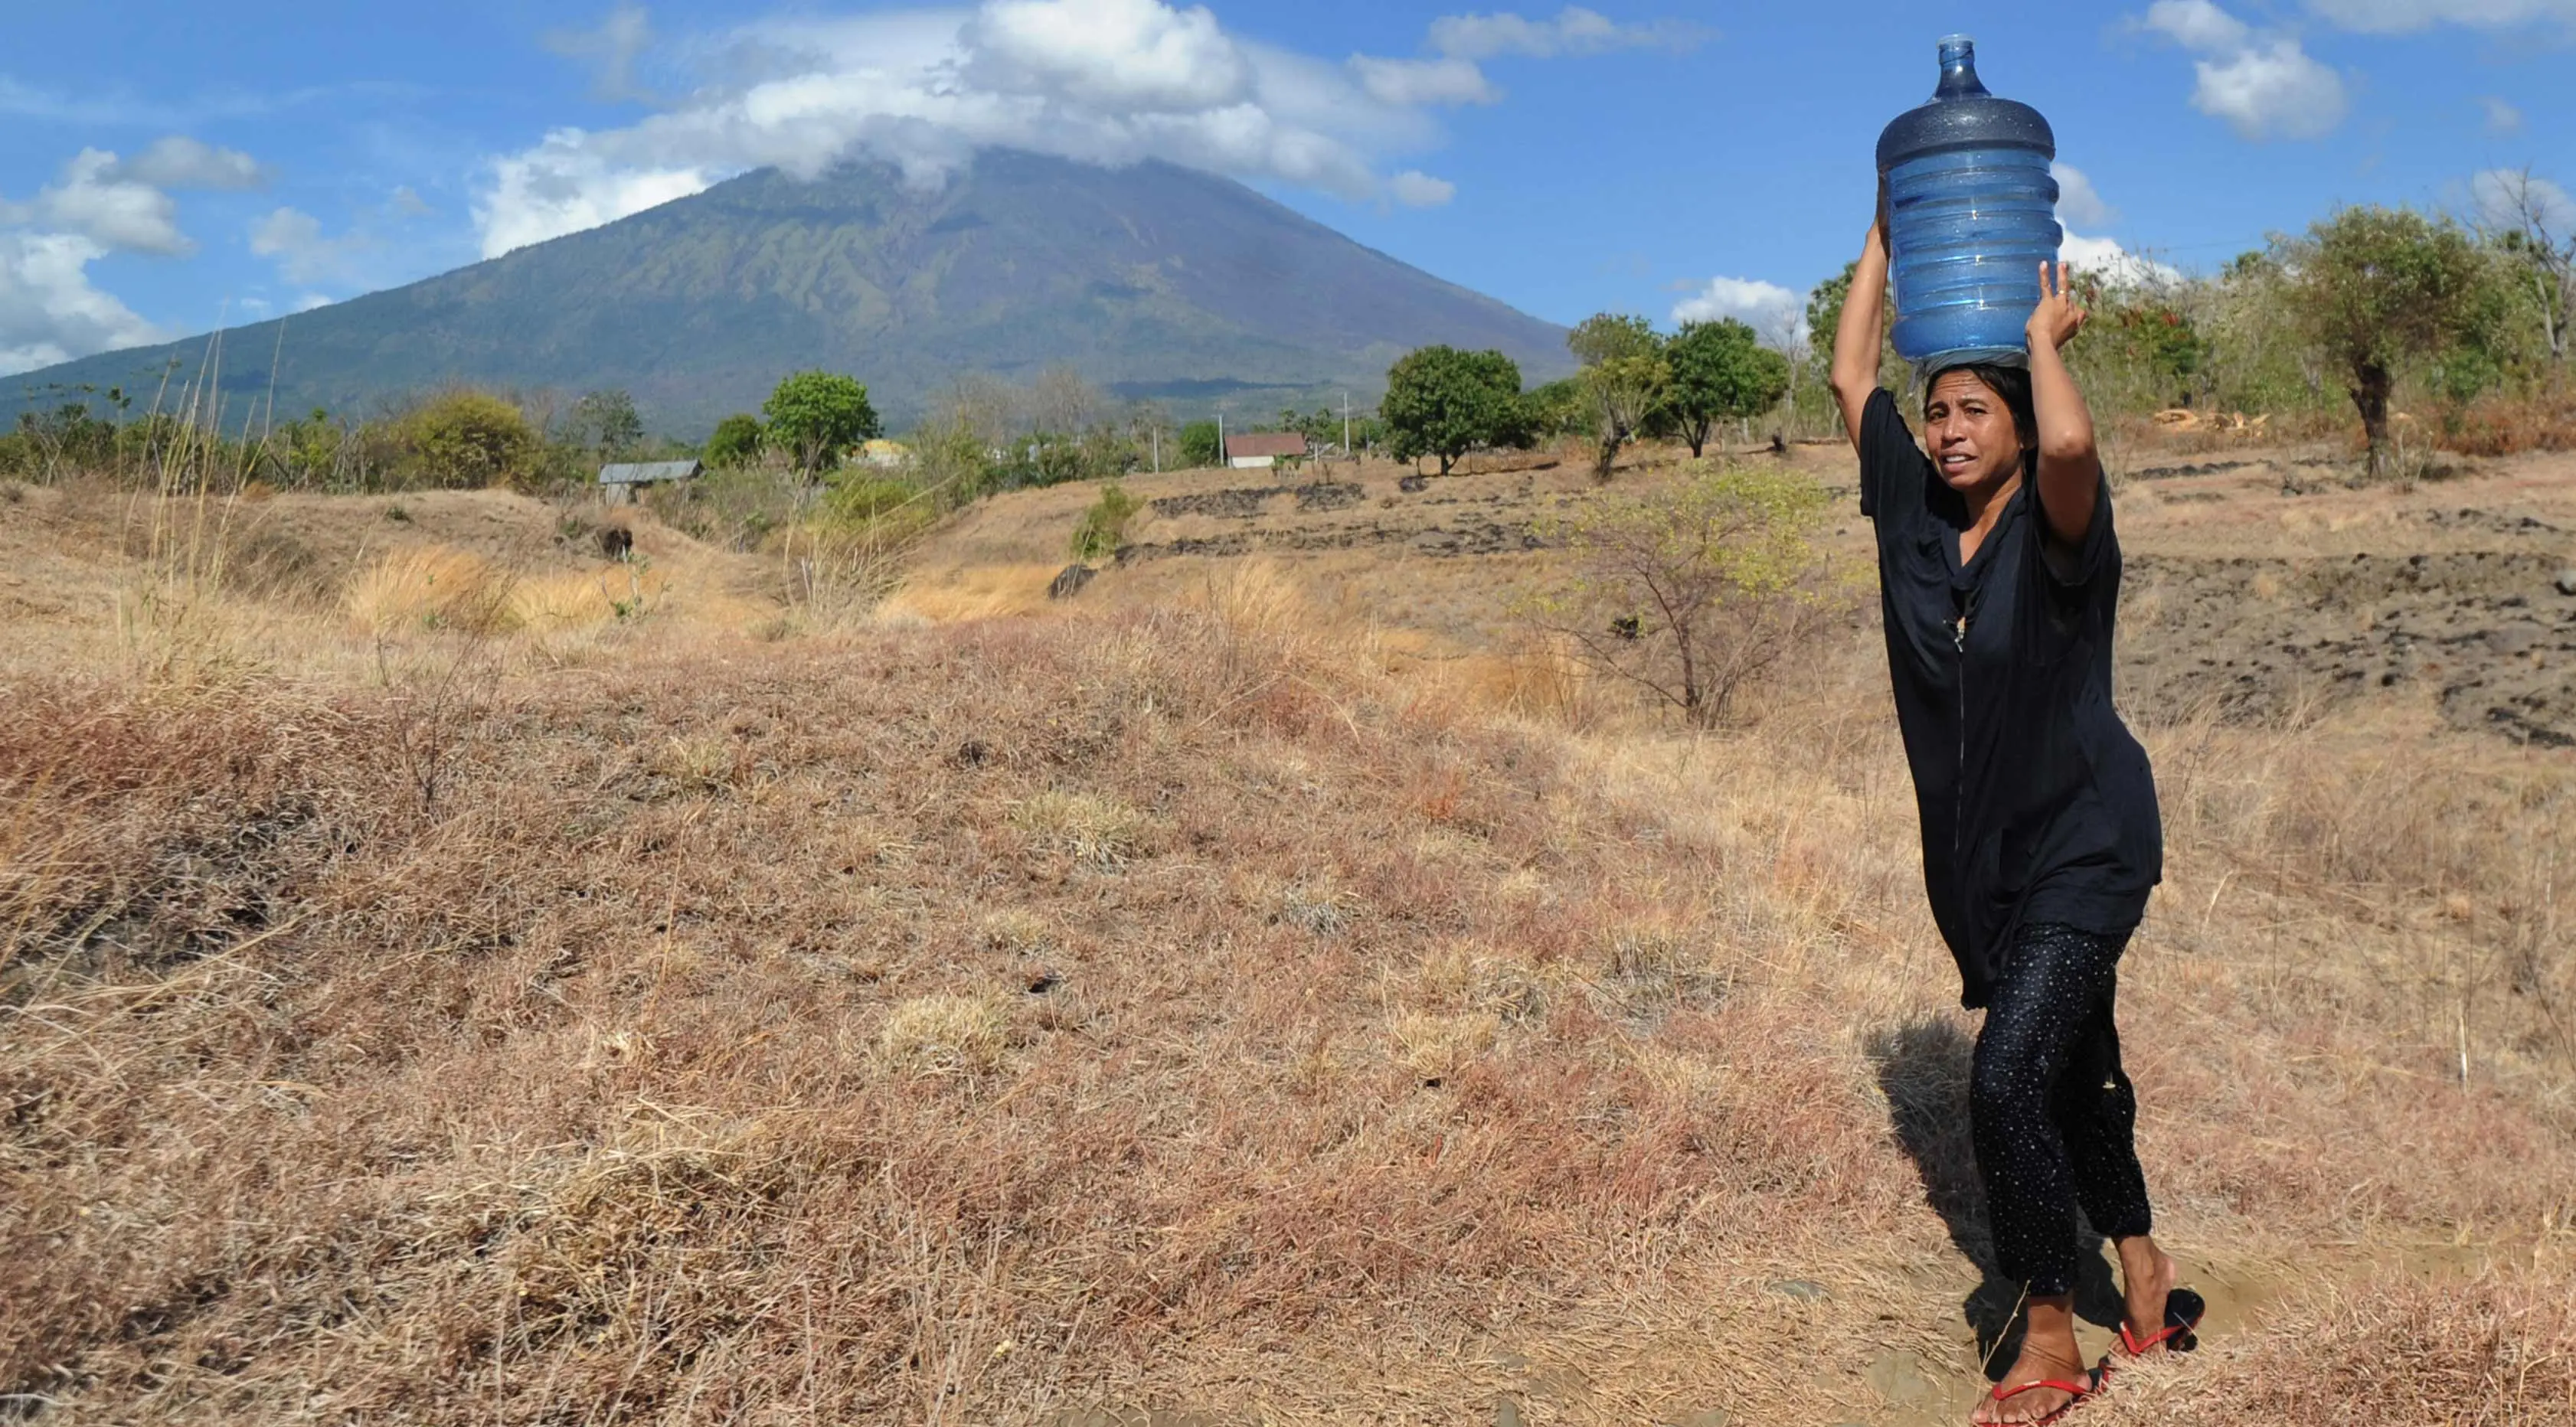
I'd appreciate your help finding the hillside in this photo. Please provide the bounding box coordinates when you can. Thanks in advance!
[2,151,1571,436]
[3,440,2572,1423]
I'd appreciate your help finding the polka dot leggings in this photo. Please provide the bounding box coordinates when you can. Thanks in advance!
[1970,922,2154,1298]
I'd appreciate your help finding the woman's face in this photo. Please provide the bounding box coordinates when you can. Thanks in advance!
[1923,371,2028,497]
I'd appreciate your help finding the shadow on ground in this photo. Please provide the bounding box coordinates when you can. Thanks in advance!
[1867,1018,2127,1379]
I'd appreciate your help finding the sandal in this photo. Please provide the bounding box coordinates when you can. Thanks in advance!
[1982,1363,2105,1425]
[2111,1285,2206,1360]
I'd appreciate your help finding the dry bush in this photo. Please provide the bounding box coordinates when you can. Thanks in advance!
[2435,376,2576,456]
[4,550,2572,1425]
[2095,1266,2576,1426]
[345,544,519,636]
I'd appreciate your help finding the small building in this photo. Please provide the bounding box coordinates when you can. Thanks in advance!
[1224,432,1308,470]
[598,459,702,505]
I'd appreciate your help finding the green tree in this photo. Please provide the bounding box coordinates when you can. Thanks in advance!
[1381,345,1524,475]
[2480,167,2572,364]
[1178,420,1222,467]
[1525,464,1842,727]
[566,388,645,458]
[2275,206,2512,474]
[704,413,767,469]
[1522,377,1596,439]
[399,390,538,489]
[762,371,882,476]
[1568,314,1669,478]
[1068,479,1142,562]
[1663,318,1791,458]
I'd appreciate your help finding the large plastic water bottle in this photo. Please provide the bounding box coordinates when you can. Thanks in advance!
[1875,35,2061,373]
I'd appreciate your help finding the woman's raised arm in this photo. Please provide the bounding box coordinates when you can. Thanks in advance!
[2025,260,2099,549]
[1827,204,1891,452]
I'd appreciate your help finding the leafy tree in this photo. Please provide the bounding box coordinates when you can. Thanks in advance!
[704,413,767,469]
[2480,167,2574,363]
[566,388,645,458]
[1068,479,1142,562]
[1525,464,1843,727]
[1381,345,1523,475]
[1568,314,1669,478]
[2274,206,2511,474]
[1178,420,1222,467]
[762,371,882,475]
[1663,318,1791,457]
[1521,377,1596,439]
[398,390,538,489]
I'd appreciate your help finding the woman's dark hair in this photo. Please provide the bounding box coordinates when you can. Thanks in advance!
[1924,361,2038,459]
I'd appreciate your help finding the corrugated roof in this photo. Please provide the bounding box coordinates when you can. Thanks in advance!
[1224,433,1307,459]
[598,460,703,485]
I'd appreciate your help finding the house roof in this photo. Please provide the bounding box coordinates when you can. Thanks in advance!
[598,460,704,485]
[1224,432,1307,459]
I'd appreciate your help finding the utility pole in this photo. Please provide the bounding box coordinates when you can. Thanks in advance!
[1151,423,1159,473]
[1216,412,1224,470]
[1341,390,1351,465]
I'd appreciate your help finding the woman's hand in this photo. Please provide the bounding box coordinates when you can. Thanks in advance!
[2026,260,2087,354]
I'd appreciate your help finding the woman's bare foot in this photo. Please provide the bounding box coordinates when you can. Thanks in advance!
[1971,1296,2095,1424]
[2112,1235,2179,1355]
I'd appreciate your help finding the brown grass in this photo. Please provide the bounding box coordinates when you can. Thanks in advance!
[2,475,2571,1424]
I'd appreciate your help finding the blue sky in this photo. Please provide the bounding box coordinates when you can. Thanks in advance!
[4,0,2572,376]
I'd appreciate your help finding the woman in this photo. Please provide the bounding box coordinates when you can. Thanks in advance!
[1826,207,2200,1425]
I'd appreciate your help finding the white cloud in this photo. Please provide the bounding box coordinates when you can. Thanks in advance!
[546,2,659,101]
[110,136,270,191]
[2143,0,2252,50]
[966,0,1247,109]
[294,292,335,313]
[2472,168,2576,234]
[2062,230,2182,289]
[0,231,165,376]
[391,185,434,217]
[2480,96,2524,132]
[2304,0,2576,31]
[1349,55,1499,106]
[250,206,378,286]
[2191,38,2349,138]
[1670,276,1802,345]
[1388,170,1456,206]
[2051,162,2117,229]
[471,0,1493,257]
[1427,6,1707,59]
[478,136,709,259]
[2140,2,2349,140]
[10,149,197,256]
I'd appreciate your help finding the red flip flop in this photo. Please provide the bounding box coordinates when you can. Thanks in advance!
[2111,1286,2206,1361]
[1983,1363,2105,1425]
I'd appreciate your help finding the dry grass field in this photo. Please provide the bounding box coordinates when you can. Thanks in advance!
[2,436,2571,1425]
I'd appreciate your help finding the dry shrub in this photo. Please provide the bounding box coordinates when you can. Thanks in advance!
[2440,384,2576,457]
[1008,789,1148,865]
[878,994,1008,1075]
[507,563,667,629]
[345,544,518,635]
[876,560,1059,623]
[5,570,2574,1424]
[1460,634,1594,727]
[2097,1266,2576,1426]
[1388,1010,1500,1081]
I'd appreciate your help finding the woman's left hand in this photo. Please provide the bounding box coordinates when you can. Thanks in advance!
[2026,260,2087,354]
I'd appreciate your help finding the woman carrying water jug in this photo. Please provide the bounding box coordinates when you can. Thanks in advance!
[1827,187,2202,1422]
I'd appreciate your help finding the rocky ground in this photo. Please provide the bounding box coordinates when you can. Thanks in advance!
[920,439,2576,746]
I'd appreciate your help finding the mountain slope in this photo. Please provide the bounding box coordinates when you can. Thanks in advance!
[6,152,1571,435]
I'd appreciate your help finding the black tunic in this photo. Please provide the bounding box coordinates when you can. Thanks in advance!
[1858,388,2161,1008]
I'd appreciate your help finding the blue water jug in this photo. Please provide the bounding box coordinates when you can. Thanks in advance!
[1875,35,2061,373]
